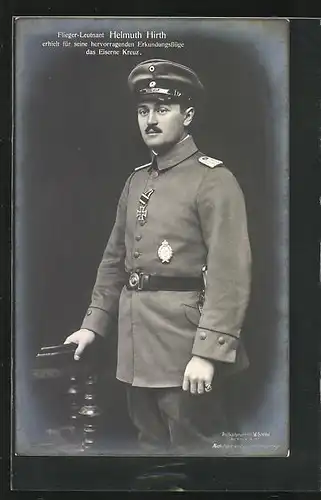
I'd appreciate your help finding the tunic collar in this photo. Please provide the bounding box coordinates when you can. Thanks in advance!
[150,134,198,171]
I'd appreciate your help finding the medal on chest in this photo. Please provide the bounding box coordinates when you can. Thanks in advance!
[158,240,173,263]
[136,188,155,225]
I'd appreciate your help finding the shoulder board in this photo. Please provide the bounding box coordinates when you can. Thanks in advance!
[198,155,223,169]
[134,161,152,172]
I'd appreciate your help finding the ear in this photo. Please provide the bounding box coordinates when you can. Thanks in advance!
[183,106,195,127]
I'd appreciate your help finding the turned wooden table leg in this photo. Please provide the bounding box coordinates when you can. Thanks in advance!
[58,370,84,444]
[78,373,102,451]
[67,375,82,428]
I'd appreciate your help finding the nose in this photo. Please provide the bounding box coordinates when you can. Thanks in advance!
[147,109,158,125]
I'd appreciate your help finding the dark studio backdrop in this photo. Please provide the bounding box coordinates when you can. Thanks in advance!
[14,18,289,455]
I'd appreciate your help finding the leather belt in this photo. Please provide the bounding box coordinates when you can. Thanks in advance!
[126,271,203,291]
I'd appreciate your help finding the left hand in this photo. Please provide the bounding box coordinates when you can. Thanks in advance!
[182,355,215,395]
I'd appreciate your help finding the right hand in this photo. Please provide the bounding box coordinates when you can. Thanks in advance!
[64,328,96,361]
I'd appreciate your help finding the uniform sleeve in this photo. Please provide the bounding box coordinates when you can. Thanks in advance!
[80,174,132,338]
[192,166,252,363]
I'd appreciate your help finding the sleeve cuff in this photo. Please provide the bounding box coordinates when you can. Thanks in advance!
[80,306,111,338]
[192,328,239,363]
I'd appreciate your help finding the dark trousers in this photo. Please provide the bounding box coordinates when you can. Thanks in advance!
[126,381,228,455]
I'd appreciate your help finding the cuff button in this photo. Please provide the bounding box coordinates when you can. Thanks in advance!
[199,331,207,340]
[218,336,225,345]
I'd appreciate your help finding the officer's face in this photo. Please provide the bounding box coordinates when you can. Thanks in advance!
[137,100,194,153]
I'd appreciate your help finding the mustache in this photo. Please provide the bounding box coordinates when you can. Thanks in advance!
[145,125,162,134]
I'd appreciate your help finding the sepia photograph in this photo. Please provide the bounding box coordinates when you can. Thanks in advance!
[13,16,289,458]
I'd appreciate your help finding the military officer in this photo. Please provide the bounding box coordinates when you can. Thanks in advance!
[64,59,252,454]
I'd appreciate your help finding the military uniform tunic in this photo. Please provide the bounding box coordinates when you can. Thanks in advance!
[81,135,251,387]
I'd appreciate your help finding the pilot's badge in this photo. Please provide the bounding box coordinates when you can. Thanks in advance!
[158,240,173,263]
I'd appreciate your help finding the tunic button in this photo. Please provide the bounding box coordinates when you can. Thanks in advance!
[218,336,225,345]
[87,309,92,316]
[199,331,207,340]
[135,235,142,241]
[133,250,140,258]
[151,170,159,179]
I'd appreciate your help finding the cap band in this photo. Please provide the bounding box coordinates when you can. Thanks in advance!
[138,87,184,97]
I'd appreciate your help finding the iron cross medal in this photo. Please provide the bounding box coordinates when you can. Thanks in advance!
[136,188,155,225]
[158,240,173,263]
[136,205,148,225]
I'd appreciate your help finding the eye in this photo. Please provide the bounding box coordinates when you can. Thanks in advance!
[157,107,169,115]
[138,107,148,117]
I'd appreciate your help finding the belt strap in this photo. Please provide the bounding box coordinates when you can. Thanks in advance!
[126,272,203,291]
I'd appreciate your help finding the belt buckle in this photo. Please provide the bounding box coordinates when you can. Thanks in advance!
[129,271,143,290]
